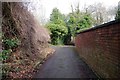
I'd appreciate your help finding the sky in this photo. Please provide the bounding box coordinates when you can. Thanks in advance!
[1,0,119,20]
[28,0,120,23]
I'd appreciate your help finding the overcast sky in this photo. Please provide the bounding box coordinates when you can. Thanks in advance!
[28,0,120,23]
[39,0,119,18]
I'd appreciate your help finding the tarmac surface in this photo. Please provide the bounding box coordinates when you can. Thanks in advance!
[34,46,98,78]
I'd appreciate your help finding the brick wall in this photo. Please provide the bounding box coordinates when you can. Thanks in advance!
[75,20,120,78]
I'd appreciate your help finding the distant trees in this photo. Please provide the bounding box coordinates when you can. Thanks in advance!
[46,5,93,45]
[115,1,120,20]
[23,0,46,25]
[46,2,119,45]
[66,4,93,36]
[63,4,93,44]
[46,8,68,45]
[107,6,118,21]
[86,3,109,26]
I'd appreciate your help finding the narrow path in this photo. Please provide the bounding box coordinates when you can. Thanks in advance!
[34,46,97,78]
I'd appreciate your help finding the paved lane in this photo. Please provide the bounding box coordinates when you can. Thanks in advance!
[34,46,98,78]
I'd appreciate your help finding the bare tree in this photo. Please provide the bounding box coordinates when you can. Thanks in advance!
[107,6,118,20]
[23,0,46,25]
[86,3,109,26]
[115,1,120,19]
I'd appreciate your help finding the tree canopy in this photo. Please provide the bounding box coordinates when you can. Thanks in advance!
[46,6,93,45]
[46,8,68,45]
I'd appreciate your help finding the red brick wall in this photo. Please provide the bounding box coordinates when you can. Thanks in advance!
[75,20,120,78]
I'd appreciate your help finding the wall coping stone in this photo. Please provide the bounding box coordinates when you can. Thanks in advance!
[76,20,120,34]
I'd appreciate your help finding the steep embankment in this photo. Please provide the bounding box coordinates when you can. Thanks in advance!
[2,2,54,78]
